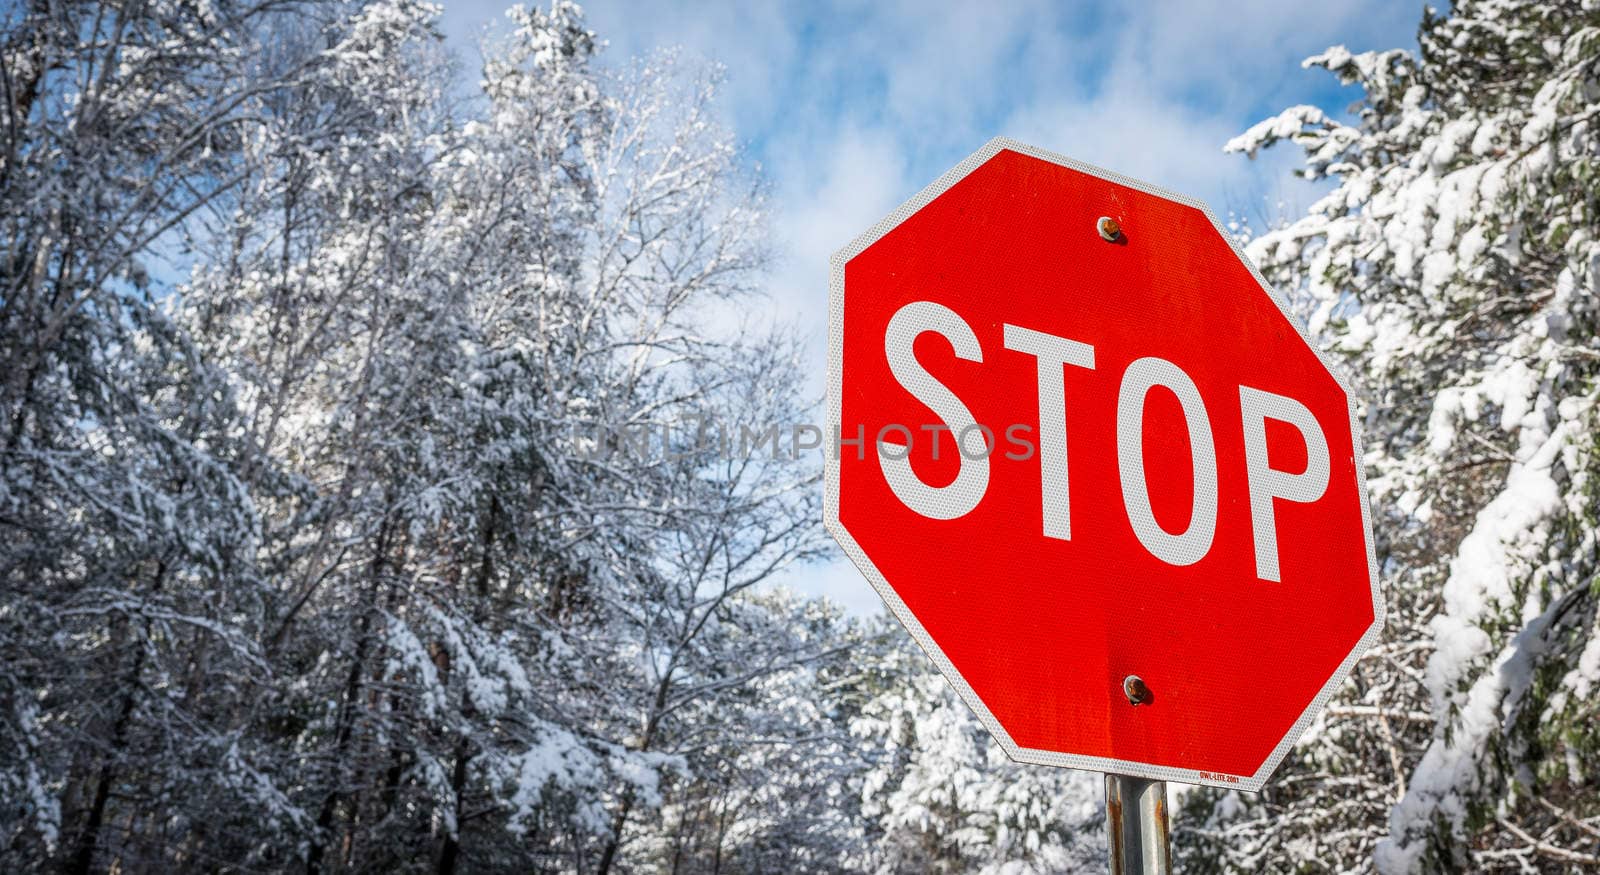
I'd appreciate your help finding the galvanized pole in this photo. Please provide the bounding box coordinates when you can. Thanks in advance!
[1105,774,1170,875]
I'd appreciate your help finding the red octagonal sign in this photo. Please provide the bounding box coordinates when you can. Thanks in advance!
[825,138,1383,790]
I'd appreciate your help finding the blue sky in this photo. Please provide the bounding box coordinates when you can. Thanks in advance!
[439,0,1425,614]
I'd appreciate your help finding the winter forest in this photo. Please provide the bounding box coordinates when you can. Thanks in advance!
[1,0,1598,872]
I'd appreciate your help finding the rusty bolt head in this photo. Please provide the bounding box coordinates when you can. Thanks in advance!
[1123,675,1151,706]
[1097,216,1122,242]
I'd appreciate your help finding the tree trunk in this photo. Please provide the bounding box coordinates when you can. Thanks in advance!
[435,737,470,875]
[65,645,142,874]
[436,502,496,874]
[306,523,391,875]
[596,671,673,875]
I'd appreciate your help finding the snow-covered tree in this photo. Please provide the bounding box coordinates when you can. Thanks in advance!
[1182,2,1600,871]
[0,0,350,867]
[4,0,852,870]
[843,624,1104,874]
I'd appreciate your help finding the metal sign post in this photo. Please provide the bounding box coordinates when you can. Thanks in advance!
[1106,774,1170,875]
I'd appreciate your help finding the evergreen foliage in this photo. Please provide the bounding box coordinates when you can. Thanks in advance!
[1182,2,1600,870]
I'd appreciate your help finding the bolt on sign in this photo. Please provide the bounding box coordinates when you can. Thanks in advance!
[824,137,1383,791]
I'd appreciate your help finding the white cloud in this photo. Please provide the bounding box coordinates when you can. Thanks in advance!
[1004,89,1323,222]
[1098,0,1418,110]
[767,126,909,316]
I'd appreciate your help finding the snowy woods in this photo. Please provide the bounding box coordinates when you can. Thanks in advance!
[1,0,1598,872]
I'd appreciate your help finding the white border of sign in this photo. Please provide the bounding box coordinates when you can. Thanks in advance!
[823,136,1385,792]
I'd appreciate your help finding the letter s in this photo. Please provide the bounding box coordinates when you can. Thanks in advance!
[880,301,988,520]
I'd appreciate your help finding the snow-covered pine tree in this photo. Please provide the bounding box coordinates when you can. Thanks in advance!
[1181,2,1600,871]
[0,0,353,867]
[5,0,854,869]
[182,1,842,869]
[843,623,1104,874]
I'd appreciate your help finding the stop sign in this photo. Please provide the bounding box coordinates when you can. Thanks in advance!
[825,138,1383,790]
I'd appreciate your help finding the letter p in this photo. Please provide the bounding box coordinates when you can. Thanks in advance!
[1240,386,1330,582]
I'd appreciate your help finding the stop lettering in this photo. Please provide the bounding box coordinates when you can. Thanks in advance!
[877,300,1330,583]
